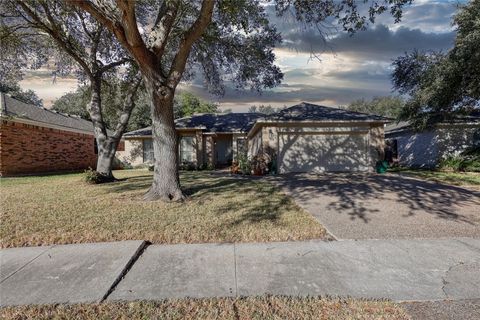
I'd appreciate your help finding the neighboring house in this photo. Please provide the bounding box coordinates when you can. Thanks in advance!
[0,93,121,176]
[119,102,388,173]
[385,114,480,168]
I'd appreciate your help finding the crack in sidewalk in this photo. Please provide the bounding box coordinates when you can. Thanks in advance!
[441,261,465,299]
[0,245,55,285]
[100,241,150,302]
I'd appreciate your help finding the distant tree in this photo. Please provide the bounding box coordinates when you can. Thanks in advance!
[173,92,219,119]
[392,0,480,128]
[248,105,278,114]
[0,81,43,107]
[346,96,404,118]
[52,82,151,132]
[51,87,90,119]
[53,88,219,129]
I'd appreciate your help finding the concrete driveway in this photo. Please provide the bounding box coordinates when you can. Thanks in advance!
[273,173,480,240]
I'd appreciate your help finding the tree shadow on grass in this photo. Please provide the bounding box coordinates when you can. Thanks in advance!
[99,174,154,193]
[99,171,295,226]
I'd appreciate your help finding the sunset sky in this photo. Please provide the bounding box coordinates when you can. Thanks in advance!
[19,0,460,111]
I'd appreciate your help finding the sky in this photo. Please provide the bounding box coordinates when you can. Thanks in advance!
[19,0,461,111]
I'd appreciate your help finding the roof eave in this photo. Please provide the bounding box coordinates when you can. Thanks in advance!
[1,115,95,136]
[247,119,389,138]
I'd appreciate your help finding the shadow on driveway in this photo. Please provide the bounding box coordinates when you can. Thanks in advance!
[272,173,480,239]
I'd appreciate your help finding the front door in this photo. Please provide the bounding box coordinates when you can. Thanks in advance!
[215,136,233,166]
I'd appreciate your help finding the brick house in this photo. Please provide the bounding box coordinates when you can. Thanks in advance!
[0,93,107,176]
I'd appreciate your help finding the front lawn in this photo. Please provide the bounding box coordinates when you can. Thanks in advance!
[0,296,409,320]
[0,170,327,248]
[390,168,480,188]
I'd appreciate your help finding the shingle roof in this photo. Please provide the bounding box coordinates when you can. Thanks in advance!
[265,102,389,122]
[1,93,94,133]
[124,112,265,137]
[176,113,264,132]
[385,112,480,135]
[124,102,390,137]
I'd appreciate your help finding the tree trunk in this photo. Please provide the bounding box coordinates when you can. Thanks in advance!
[143,78,184,201]
[95,139,118,181]
[87,75,116,181]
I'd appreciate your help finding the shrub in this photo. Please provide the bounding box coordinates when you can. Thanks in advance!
[179,161,197,171]
[83,168,113,184]
[439,155,463,172]
[439,147,480,172]
[251,153,271,175]
[236,151,252,175]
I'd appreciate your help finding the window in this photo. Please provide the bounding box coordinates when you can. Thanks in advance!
[143,139,154,163]
[179,136,195,163]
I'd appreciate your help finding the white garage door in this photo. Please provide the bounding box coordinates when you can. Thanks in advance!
[278,132,369,173]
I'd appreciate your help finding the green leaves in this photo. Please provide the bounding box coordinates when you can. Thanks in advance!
[391,0,480,128]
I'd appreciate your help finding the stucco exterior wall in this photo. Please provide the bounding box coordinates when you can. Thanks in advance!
[204,135,214,167]
[0,120,97,176]
[116,138,145,166]
[387,124,480,168]
[436,125,480,157]
[247,129,263,158]
[389,130,439,168]
[369,125,385,168]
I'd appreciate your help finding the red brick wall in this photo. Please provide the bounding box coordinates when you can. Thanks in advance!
[0,120,97,176]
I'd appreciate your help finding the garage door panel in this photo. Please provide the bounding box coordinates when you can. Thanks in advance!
[279,133,369,173]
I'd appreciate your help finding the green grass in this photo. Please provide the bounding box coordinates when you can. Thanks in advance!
[390,168,480,187]
[0,296,409,320]
[0,170,327,248]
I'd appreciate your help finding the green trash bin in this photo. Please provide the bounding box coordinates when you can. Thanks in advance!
[376,160,389,174]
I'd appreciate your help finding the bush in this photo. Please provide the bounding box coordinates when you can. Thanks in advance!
[179,161,197,171]
[236,151,252,175]
[83,168,113,184]
[251,153,271,175]
[439,147,480,172]
[439,155,464,172]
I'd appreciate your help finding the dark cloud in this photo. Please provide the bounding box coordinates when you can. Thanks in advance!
[282,24,455,60]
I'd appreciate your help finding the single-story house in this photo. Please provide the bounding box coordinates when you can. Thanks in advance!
[119,102,389,173]
[385,114,480,168]
[0,93,121,176]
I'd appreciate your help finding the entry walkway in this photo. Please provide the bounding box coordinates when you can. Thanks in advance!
[1,238,479,306]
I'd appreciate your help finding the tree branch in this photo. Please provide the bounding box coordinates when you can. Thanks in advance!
[167,0,215,87]
[66,0,128,47]
[100,57,132,72]
[148,0,179,57]
[111,73,142,140]
[15,1,93,78]
[68,0,158,73]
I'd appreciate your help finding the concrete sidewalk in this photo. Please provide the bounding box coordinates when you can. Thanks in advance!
[1,238,480,307]
[0,241,146,306]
